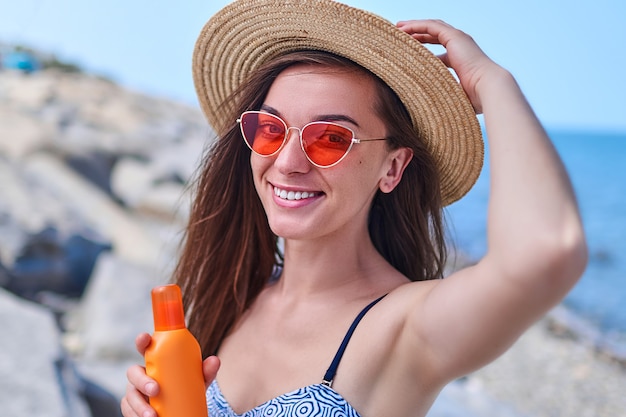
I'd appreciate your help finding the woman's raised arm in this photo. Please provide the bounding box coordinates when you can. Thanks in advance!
[397,19,588,380]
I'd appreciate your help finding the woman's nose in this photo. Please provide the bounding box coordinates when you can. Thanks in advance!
[273,128,311,173]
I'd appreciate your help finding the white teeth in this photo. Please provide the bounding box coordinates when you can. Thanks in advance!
[274,187,317,201]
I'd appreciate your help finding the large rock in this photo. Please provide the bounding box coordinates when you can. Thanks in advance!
[68,252,164,362]
[0,104,55,158]
[3,226,111,301]
[0,70,55,109]
[0,288,72,416]
[65,253,167,400]
[22,153,167,265]
[0,68,211,416]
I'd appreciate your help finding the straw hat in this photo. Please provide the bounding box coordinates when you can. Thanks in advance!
[192,0,484,206]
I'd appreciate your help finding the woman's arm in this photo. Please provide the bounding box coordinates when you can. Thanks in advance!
[396,19,588,380]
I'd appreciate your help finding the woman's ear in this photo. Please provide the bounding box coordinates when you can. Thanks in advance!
[379,147,413,193]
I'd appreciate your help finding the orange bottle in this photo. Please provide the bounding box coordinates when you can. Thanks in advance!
[145,284,208,417]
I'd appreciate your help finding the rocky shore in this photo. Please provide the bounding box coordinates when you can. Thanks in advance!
[0,69,623,417]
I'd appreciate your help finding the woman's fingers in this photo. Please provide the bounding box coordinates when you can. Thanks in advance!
[121,380,157,417]
[397,19,498,113]
[135,332,152,356]
[396,19,479,59]
[121,364,159,416]
[126,364,159,397]
[396,19,455,45]
[122,356,218,415]
[120,333,156,416]
[121,383,156,417]
[120,395,140,417]
[203,355,221,388]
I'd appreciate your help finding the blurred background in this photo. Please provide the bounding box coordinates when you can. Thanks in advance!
[0,1,624,416]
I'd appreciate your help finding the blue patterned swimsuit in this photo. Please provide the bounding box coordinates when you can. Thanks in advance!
[206,295,386,417]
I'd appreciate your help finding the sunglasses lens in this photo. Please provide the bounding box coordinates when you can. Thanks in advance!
[240,112,286,155]
[302,123,353,166]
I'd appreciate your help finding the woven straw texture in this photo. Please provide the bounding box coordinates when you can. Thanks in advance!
[192,0,484,205]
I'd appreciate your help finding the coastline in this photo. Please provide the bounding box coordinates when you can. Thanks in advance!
[454,308,626,417]
[438,251,626,416]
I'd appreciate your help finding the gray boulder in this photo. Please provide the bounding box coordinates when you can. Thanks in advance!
[0,288,84,416]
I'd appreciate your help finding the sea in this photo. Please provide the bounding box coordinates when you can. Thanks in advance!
[445,129,626,348]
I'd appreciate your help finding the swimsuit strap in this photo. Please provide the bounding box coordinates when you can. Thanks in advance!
[322,294,387,387]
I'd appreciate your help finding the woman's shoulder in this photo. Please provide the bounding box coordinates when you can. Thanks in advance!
[380,275,440,311]
[342,277,441,359]
[328,279,446,415]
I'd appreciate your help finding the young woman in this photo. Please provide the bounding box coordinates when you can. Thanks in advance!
[122,1,587,416]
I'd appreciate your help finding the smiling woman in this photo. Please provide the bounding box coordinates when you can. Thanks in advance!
[120,1,587,417]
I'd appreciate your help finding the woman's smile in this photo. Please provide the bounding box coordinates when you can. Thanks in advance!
[273,186,320,201]
[271,184,324,208]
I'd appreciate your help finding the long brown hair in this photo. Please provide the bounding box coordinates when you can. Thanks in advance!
[174,51,446,358]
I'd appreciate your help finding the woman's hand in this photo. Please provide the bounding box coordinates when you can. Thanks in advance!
[396,19,505,114]
[120,333,220,417]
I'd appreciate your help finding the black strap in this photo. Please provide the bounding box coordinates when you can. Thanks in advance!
[321,294,387,387]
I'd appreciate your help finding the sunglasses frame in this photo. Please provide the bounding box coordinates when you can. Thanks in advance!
[237,110,387,168]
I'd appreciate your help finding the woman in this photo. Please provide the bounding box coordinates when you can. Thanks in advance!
[122,1,587,416]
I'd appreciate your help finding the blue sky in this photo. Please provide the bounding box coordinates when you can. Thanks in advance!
[1,0,624,133]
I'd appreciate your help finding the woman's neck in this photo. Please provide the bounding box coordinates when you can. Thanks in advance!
[273,233,405,302]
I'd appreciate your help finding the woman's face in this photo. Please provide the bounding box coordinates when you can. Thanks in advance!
[250,64,400,241]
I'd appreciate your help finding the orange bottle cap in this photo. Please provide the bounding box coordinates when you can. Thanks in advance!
[151,284,186,331]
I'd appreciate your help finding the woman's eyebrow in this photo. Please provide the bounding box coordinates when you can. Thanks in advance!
[260,104,281,116]
[314,114,360,127]
[260,104,361,128]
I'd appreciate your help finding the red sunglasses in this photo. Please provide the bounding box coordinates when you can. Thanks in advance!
[237,111,387,168]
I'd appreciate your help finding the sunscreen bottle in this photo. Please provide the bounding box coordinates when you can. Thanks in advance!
[145,284,208,417]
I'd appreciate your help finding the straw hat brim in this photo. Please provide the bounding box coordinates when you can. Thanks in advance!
[192,0,484,206]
